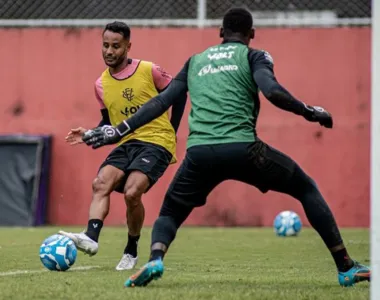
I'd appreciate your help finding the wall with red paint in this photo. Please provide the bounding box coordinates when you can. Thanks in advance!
[0,27,370,227]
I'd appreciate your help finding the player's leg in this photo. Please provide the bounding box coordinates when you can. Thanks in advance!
[116,142,172,270]
[87,165,125,238]
[115,170,149,270]
[282,162,370,286]
[237,140,370,286]
[124,197,194,288]
[59,146,127,256]
[125,171,148,251]
[124,145,225,287]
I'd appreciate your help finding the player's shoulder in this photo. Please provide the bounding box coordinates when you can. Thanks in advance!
[138,58,166,70]
[248,48,274,64]
[137,59,164,72]
[127,59,157,78]
[137,59,172,86]
[136,58,150,66]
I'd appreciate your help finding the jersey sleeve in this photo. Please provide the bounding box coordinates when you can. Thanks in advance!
[250,50,307,117]
[152,63,173,92]
[174,57,191,84]
[248,49,274,73]
[168,58,191,133]
[94,77,105,109]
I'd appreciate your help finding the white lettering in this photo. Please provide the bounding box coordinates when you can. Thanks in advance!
[198,64,212,76]
[220,45,237,51]
[198,64,239,76]
[207,51,235,61]
[209,45,237,52]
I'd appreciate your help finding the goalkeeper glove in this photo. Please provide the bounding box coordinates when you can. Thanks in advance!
[303,104,333,128]
[82,121,131,149]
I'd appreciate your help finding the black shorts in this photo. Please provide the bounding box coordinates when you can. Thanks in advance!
[99,139,172,193]
[162,140,313,208]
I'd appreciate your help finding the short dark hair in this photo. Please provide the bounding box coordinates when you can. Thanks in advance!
[222,8,253,36]
[103,21,131,40]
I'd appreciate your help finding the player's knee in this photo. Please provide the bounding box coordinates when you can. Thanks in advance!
[289,165,319,199]
[301,175,319,197]
[308,176,318,190]
[294,175,324,206]
[124,186,143,207]
[92,176,112,196]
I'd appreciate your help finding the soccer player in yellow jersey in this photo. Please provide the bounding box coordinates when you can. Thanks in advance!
[59,22,186,270]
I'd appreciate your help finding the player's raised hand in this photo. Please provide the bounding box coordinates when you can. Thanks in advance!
[65,127,87,145]
[303,105,333,129]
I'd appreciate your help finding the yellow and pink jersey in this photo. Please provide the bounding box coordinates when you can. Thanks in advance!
[94,59,177,163]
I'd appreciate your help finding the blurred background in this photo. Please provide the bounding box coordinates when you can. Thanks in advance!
[0,0,371,228]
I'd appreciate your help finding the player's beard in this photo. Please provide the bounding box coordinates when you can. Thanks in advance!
[104,55,126,68]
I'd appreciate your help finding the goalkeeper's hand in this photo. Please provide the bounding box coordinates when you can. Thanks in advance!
[82,125,122,149]
[303,104,333,128]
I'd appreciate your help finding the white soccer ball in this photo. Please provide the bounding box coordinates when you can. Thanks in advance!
[273,210,302,237]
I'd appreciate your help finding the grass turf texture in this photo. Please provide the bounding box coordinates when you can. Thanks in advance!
[0,227,370,300]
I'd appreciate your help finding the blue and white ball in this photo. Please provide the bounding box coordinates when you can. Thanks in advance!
[273,211,302,237]
[39,234,77,271]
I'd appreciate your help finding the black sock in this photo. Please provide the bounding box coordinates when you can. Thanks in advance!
[331,248,354,272]
[149,250,165,262]
[124,234,140,257]
[85,219,103,242]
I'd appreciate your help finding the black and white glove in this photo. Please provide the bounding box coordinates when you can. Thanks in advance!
[82,125,123,149]
[83,120,132,149]
[303,104,333,128]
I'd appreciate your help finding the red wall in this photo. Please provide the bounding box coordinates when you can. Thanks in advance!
[0,27,370,227]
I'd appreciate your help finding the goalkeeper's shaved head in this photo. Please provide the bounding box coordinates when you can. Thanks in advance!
[220,8,255,45]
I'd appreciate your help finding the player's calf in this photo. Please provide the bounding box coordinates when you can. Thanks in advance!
[124,191,145,239]
[285,166,371,286]
[84,170,121,244]
[122,171,149,262]
[123,194,144,263]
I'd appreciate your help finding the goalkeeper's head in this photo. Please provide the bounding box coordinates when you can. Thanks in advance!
[220,8,255,45]
[102,21,131,69]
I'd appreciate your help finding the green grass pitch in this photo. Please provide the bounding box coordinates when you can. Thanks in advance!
[0,227,370,300]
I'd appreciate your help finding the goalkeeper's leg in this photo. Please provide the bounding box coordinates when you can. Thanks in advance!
[241,141,370,287]
[284,164,370,286]
[124,147,224,287]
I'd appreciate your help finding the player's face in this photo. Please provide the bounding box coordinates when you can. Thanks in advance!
[102,30,131,68]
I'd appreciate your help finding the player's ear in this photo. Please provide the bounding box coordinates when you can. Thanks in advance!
[127,41,132,52]
[250,28,255,40]
[219,27,224,38]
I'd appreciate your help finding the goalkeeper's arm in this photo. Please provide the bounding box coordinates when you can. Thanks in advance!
[113,58,190,136]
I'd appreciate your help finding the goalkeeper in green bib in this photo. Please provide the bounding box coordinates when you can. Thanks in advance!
[83,8,370,287]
